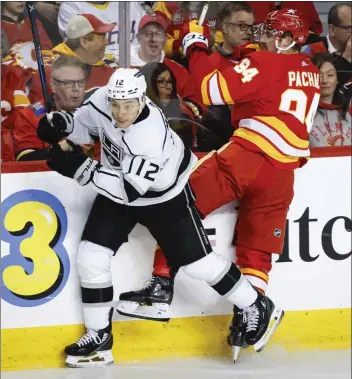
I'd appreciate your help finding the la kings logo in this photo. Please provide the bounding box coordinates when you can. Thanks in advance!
[101,129,124,169]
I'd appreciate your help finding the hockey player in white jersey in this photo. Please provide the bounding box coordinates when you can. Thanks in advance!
[37,68,284,368]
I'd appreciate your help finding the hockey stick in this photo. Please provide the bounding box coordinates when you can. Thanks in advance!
[198,2,209,26]
[26,2,52,119]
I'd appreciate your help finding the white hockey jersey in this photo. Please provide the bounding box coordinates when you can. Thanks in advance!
[67,87,198,206]
[58,2,146,55]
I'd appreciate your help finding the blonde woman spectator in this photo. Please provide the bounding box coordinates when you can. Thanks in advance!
[310,53,351,147]
[58,1,146,56]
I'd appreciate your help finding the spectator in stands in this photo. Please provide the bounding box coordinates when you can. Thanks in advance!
[142,62,200,148]
[128,14,204,118]
[58,1,146,56]
[29,14,116,104]
[302,3,352,93]
[250,1,322,43]
[141,62,198,120]
[310,53,351,147]
[1,1,53,71]
[14,56,88,161]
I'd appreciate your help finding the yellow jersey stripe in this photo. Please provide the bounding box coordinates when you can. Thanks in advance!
[201,70,216,106]
[218,72,235,104]
[234,129,300,163]
[254,116,309,149]
[241,268,269,282]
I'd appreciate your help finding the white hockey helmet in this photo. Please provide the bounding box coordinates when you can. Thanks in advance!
[106,68,147,118]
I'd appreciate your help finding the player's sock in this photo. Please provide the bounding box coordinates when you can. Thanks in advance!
[152,246,172,278]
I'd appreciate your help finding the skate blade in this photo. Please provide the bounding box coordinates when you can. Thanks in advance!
[232,346,241,364]
[116,301,170,322]
[66,350,114,368]
[254,307,284,353]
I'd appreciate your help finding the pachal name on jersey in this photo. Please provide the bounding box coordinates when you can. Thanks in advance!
[288,71,320,89]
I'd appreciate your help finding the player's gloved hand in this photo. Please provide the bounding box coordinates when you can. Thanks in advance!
[37,110,74,144]
[47,141,100,186]
[179,20,210,57]
[232,43,260,61]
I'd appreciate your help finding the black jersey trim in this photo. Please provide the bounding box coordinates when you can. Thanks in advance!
[83,101,112,123]
[133,103,150,124]
[139,147,192,199]
[91,178,123,201]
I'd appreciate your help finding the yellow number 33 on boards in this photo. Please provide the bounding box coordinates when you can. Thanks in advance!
[1,190,70,307]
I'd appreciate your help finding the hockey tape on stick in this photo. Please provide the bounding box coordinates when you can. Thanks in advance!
[198,2,209,26]
[26,2,52,118]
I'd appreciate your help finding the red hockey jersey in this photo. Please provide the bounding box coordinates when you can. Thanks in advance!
[1,64,33,130]
[1,14,52,51]
[13,100,50,160]
[191,51,321,169]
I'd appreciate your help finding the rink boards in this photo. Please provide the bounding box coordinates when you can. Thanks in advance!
[1,156,351,370]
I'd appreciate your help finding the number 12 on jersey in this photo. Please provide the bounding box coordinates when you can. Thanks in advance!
[127,156,160,181]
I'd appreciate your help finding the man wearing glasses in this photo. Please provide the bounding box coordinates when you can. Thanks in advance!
[303,3,351,94]
[14,56,88,161]
[29,14,116,104]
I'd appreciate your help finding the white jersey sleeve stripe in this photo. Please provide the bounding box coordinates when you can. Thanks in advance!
[209,73,226,106]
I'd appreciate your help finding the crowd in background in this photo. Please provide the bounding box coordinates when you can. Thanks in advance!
[1,1,351,163]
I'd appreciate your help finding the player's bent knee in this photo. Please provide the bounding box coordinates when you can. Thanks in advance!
[182,252,231,282]
[77,240,114,283]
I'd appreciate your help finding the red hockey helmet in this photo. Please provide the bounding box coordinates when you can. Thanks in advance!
[263,8,309,45]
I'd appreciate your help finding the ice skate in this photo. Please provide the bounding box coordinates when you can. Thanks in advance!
[65,327,113,368]
[227,305,249,363]
[116,275,173,321]
[244,291,284,353]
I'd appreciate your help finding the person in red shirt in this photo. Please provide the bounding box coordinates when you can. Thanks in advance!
[1,1,52,50]
[1,64,34,161]
[117,9,321,362]
[14,55,88,161]
[29,14,116,104]
[1,1,53,70]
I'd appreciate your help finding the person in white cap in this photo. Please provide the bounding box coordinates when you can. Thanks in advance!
[29,13,116,104]
[36,67,283,368]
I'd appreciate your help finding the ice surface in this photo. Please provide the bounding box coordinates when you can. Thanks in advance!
[3,350,351,379]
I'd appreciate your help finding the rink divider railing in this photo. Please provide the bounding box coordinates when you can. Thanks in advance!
[1,146,351,371]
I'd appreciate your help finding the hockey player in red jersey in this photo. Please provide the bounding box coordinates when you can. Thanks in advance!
[117,9,321,362]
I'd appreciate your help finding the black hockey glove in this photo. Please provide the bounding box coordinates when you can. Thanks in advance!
[37,111,74,144]
[47,142,100,186]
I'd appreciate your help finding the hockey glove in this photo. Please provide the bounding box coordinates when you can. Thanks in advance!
[179,20,210,57]
[37,110,74,144]
[47,142,99,186]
